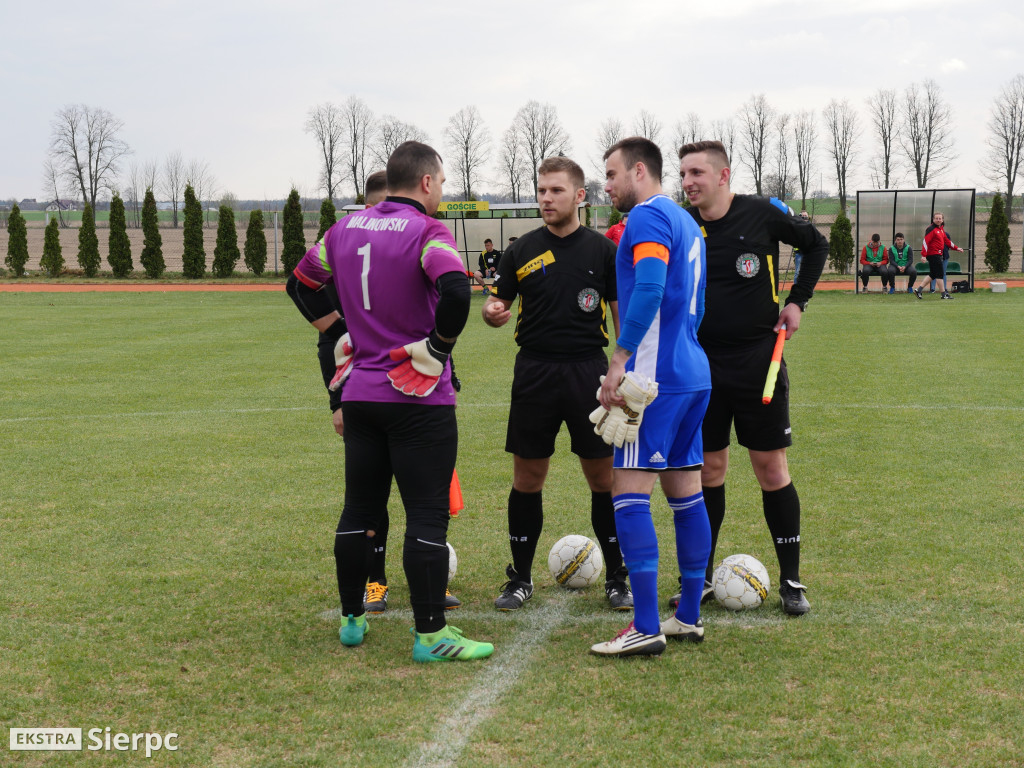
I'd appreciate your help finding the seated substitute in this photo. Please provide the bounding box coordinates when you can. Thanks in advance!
[472,238,501,291]
[889,233,917,294]
[860,233,894,292]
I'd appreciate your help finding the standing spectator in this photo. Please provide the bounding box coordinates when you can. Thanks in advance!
[483,156,631,613]
[889,233,917,293]
[916,212,963,300]
[860,233,894,292]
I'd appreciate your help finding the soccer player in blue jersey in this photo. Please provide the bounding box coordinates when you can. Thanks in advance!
[589,137,712,657]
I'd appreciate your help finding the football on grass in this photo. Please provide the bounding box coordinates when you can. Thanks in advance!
[548,535,603,589]
[712,554,770,610]
[447,542,457,581]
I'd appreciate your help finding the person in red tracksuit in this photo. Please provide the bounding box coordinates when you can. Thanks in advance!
[915,212,963,300]
[605,213,627,245]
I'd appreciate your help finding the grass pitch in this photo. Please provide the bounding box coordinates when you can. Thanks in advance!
[1,288,1023,767]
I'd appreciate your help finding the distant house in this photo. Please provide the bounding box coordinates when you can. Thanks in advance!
[45,199,78,212]
[19,198,43,211]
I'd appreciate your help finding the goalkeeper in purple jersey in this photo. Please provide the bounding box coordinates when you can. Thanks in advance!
[286,141,492,663]
[588,137,712,658]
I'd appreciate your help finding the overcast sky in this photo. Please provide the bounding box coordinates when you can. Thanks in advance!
[2,0,1021,202]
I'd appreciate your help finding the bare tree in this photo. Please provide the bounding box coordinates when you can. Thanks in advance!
[443,106,491,201]
[162,151,185,227]
[498,124,528,203]
[513,101,572,197]
[372,115,428,171]
[792,110,817,211]
[47,104,132,211]
[124,161,144,228]
[670,112,706,160]
[305,102,345,199]
[709,118,737,163]
[981,73,1024,221]
[187,158,217,227]
[900,79,956,187]
[341,96,375,200]
[764,113,793,200]
[865,88,900,188]
[41,158,68,228]
[142,160,160,196]
[684,112,705,145]
[591,117,624,177]
[666,115,706,202]
[823,99,860,213]
[595,118,624,154]
[633,110,663,143]
[738,94,775,196]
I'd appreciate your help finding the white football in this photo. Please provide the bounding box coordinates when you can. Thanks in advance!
[447,542,457,581]
[712,554,770,611]
[548,534,604,589]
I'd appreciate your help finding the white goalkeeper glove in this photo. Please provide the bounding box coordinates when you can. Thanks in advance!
[588,372,659,447]
[387,333,453,397]
[327,333,354,392]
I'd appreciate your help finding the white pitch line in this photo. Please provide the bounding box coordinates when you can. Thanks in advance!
[790,403,1024,415]
[3,399,1021,426]
[400,597,572,768]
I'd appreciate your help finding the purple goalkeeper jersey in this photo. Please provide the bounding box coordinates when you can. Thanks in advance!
[294,200,465,405]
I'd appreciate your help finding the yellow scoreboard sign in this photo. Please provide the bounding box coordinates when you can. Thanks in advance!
[438,201,490,212]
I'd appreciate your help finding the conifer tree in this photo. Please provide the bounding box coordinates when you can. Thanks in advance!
[984,193,1011,273]
[5,203,29,276]
[77,203,101,277]
[244,209,267,276]
[107,194,133,277]
[40,216,64,277]
[316,198,336,243]
[828,211,854,274]
[182,184,206,278]
[281,188,305,275]
[212,205,240,277]
[140,187,164,278]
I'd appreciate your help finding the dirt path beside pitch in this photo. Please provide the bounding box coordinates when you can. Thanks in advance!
[0,283,283,292]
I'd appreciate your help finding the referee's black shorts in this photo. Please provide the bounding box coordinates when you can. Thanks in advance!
[702,338,792,453]
[505,353,612,460]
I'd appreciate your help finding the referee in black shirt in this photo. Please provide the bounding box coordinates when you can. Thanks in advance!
[677,140,828,616]
[482,156,631,612]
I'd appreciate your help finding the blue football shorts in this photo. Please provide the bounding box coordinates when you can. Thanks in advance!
[613,388,710,471]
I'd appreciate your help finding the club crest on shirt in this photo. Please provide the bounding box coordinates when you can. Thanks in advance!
[577,288,600,312]
[736,253,760,278]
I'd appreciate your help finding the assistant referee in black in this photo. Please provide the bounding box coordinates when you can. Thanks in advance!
[482,156,631,612]
[678,140,828,616]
